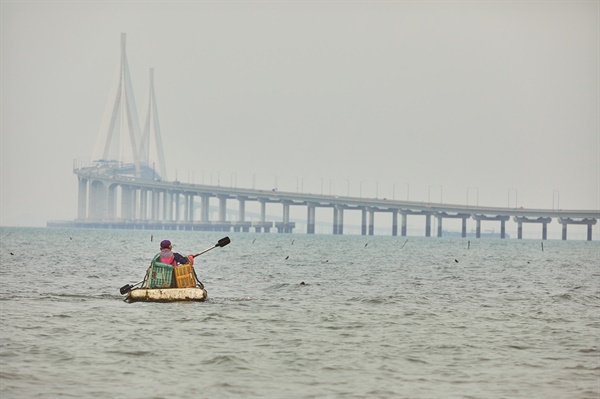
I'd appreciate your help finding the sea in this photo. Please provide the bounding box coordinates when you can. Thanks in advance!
[0,227,598,399]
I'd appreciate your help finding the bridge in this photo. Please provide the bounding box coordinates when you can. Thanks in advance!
[58,34,600,240]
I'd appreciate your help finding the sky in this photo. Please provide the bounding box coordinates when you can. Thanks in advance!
[1,0,599,233]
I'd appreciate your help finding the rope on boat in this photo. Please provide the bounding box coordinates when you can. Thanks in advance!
[192,268,204,290]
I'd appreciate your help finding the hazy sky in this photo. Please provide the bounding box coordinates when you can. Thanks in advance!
[1,0,598,228]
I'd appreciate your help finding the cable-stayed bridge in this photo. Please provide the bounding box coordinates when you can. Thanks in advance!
[56,34,600,241]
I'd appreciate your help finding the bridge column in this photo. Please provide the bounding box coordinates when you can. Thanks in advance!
[542,222,548,240]
[182,194,188,223]
[77,177,88,220]
[307,205,316,234]
[279,202,290,233]
[140,189,148,221]
[239,199,246,222]
[425,214,431,237]
[173,192,180,222]
[401,213,407,237]
[133,188,140,221]
[151,190,158,222]
[476,219,482,238]
[392,211,398,236]
[260,200,266,223]
[361,208,368,236]
[332,205,344,235]
[368,209,375,236]
[501,220,506,239]
[107,185,116,221]
[437,215,443,237]
[562,222,567,240]
[163,190,174,223]
[259,200,270,233]
[188,194,195,222]
[121,185,134,220]
[219,197,227,223]
[461,217,467,238]
[333,207,338,235]
[201,195,209,222]
[89,180,107,221]
[588,224,593,241]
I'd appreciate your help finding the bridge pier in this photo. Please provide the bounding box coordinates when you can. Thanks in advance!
[108,185,118,220]
[368,209,375,236]
[77,177,88,220]
[333,207,338,235]
[513,216,552,240]
[121,185,134,220]
[472,215,510,238]
[434,212,471,238]
[361,208,368,235]
[139,189,147,220]
[558,218,596,241]
[188,194,195,222]
[307,205,316,234]
[201,195,209,222]
[392,211,398,236]
[259,200,267,229]
[400,210,434,237]
[238,198,246,223]
[333,205,344,235]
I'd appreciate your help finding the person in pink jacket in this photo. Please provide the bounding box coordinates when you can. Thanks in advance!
[158,240,194,267]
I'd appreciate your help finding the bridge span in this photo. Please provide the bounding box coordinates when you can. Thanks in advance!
[66,161,599,241]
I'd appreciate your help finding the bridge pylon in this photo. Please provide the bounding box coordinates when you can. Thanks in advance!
[92,33,167,180]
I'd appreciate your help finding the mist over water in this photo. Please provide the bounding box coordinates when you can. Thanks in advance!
[1,227,598,398]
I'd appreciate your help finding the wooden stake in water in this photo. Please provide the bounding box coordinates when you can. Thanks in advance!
[541,242,544,252]
[468,240,471,250]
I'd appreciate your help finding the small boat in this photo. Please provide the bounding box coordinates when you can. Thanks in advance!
[120,237,230,303]
[125,287,208,303]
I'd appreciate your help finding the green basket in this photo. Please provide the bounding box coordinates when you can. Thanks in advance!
[148,260,174,288]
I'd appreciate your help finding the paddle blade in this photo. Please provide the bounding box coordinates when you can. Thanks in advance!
[120,284,132,295]
[217,237,231,247]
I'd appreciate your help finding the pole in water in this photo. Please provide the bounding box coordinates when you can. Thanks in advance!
[541,242,544,252]
[468,240,470,250]
[151,235,153,242]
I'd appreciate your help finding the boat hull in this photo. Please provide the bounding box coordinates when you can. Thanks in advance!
[126,287,208,303]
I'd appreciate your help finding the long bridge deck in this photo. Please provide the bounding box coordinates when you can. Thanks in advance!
[60,163,599,241]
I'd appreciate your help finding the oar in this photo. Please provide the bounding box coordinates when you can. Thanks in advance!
[120,280,143,295]
[192,236,231,258]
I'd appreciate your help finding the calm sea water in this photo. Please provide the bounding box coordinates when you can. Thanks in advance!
[0,227,598,399]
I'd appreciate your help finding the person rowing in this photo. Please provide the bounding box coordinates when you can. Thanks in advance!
[158,240,194,267]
